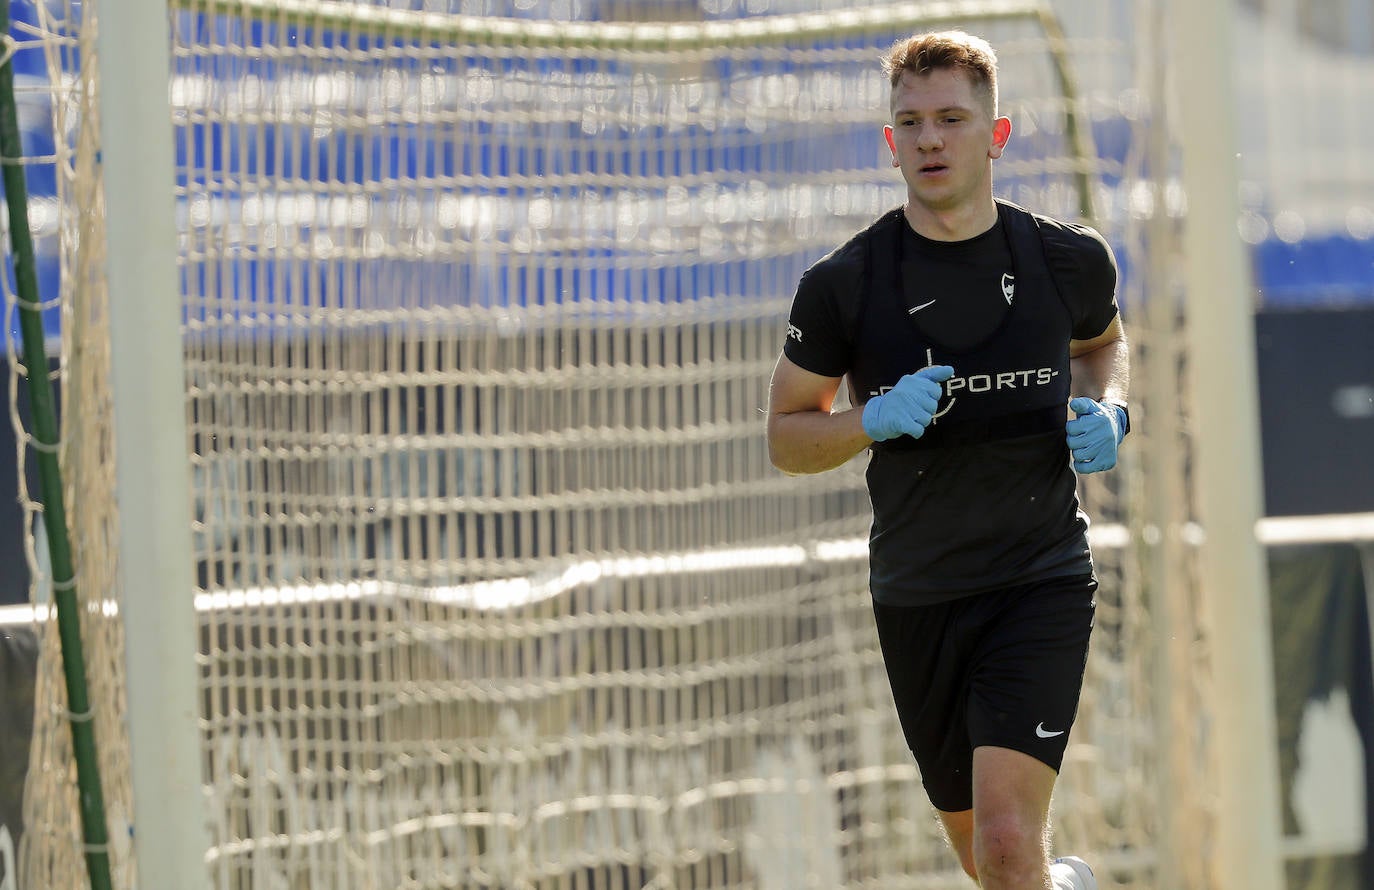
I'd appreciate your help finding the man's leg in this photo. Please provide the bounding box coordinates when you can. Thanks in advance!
[937,745,1057,888]
[971,745,1057,889]
[936,808,976,881]
[938,746,1098,890]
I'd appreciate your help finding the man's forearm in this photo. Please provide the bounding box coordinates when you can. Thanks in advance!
[1069,336,1129,404]
[766,407,873,475]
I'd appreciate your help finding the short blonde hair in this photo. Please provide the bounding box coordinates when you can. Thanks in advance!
[881,30,999,118]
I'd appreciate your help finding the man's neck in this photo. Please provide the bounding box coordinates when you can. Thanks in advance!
[902,198,999,242]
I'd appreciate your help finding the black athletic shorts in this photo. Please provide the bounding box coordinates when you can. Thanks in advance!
[871,573,1097,813]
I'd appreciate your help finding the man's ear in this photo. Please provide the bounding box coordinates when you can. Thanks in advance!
[883,124,899,167]
[989,116,1012,159]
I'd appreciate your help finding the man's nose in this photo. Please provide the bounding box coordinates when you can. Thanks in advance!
[916,124,942,150]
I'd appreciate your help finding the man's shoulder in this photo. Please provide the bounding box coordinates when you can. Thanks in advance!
[804,207,904,285]
[999,199,1113,264]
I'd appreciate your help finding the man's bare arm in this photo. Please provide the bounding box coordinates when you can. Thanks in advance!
[766,354,872,475]
[1069,315,1129,404]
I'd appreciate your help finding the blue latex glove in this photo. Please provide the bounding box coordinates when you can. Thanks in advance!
[862,366,955,442]
[1066,397,1127,473]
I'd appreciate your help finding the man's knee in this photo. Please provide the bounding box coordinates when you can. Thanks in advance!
[971,812,1048,882]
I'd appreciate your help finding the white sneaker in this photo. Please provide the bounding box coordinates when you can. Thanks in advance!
[1051,856,1097,890]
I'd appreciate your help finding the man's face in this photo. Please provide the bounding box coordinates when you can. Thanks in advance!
[883,67,1010,213]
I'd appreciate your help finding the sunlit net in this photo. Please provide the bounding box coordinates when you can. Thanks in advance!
[10,2,1202,888]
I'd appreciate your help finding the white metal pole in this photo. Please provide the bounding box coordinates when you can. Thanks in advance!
[96,0,210,885]
[1170,3,1284,890]
[1139,0,1200,884]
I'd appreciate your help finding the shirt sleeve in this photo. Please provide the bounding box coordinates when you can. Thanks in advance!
[782,254,860,378]
[1039,218,1120,340]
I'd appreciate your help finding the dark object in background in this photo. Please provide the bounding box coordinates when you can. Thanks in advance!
[1256,306,1374,517]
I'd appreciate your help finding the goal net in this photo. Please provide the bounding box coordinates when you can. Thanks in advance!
[11,1,1206,888]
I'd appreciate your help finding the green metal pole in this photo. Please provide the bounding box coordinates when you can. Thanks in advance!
[0,7,115,890]
[1035,7,1098,223]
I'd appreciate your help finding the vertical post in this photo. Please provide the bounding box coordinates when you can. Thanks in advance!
[96,0,210,886]
[1170,3,1284,890]
[1138,0,1204,883]
[0,1,112,885]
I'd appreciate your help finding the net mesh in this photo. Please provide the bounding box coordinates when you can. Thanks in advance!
[10,0,137,887]
[10,1,1209,888]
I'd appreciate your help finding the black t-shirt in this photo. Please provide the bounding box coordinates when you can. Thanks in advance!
[782,201,1119,605]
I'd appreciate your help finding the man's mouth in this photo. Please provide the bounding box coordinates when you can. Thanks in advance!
[919,163,948,174]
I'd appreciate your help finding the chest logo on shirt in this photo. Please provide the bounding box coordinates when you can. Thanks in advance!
[787,323,803,342]
[1001,273,1015,305]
